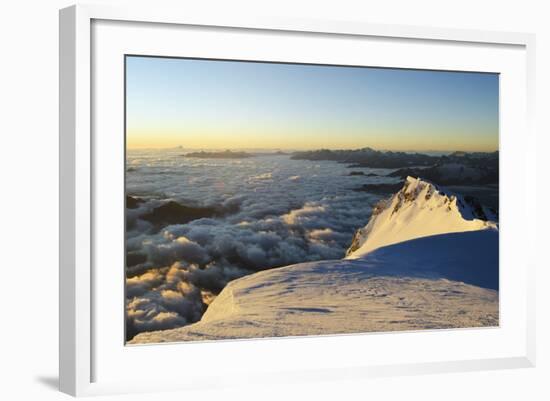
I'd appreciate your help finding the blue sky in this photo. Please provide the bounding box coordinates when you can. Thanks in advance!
[126,56,499,151]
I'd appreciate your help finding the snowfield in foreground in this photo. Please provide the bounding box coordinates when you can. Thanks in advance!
[130,177,499,344]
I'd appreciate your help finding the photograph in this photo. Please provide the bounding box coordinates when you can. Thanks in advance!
[124,55,499,344]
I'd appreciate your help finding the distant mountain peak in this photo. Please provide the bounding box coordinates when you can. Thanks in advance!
[346,177,498,258]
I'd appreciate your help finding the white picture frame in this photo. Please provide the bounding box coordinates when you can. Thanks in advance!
[59,4,536,397]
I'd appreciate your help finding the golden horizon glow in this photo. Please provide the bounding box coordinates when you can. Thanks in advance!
[126,57,499,154]
[126,128,499,153]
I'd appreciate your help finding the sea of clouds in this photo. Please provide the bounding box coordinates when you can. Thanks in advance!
[125,149,397,340]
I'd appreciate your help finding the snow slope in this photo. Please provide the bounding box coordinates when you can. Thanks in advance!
[130,178,499,344]
[346,176,498,258]
[130,229,498,343]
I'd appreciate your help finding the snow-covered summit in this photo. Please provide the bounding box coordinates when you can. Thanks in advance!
[346,176,498,258]
[128,176,500,344]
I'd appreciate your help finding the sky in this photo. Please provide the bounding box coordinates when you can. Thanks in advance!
[126,56,499,152]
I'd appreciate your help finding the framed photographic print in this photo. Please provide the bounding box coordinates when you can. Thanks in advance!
[59,4,536,396]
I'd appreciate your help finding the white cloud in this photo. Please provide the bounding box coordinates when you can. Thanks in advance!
[125,151,387,339]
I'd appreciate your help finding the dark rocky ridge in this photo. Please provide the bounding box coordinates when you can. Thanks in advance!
[291,147,437,168]
[126,195,144,209]
[140,201,219,226]
[352,182,404,194]
[389,165,498,186]
[291,148,498,174]
[126,196,241,229]
[183,150,254,159]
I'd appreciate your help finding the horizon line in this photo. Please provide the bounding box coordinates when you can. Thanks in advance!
[126,145,499,153]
